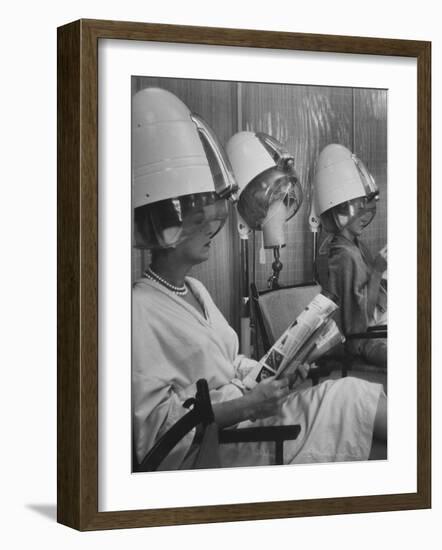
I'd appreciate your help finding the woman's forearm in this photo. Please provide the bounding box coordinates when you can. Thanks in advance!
[211,378,290,427]
[211,394,255,428]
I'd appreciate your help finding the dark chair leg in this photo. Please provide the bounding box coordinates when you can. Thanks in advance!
[369,438,387,460]
[275,441,283,465]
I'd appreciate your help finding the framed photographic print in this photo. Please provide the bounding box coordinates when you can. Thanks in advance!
[57,19,431,530]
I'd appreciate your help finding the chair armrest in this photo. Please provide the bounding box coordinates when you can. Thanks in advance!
[346,328,387,339]
[218,425,301,444]
[135,379,301,471]
[218,425,301,465]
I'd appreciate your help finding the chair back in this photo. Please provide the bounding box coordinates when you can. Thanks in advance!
[251,282,322,351]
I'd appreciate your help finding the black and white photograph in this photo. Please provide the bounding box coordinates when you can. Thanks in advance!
[131,76,388,473]
[3,0,436,543]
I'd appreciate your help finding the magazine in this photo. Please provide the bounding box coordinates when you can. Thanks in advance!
[244,292,345,388]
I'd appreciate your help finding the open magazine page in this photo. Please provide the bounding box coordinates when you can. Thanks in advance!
[243,292,344,388]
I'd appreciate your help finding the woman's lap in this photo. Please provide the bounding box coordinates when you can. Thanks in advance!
[218,376,384,467]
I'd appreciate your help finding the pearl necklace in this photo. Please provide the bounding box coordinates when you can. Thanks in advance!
[144,266,188,296]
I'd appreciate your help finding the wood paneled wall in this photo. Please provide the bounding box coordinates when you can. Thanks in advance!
[131,77,387,333]
[353,88,388,256]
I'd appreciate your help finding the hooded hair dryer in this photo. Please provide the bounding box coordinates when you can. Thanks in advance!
[226,131,303,288]
[133,87,238,250]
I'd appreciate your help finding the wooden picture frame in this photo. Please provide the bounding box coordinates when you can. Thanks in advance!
[57,18,431,530]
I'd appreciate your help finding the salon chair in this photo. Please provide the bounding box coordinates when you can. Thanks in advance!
[250,282,387,387]
[134,378,301,472]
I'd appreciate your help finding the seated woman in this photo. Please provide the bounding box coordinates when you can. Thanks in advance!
[314,144,388,368]
[132,88,387,471]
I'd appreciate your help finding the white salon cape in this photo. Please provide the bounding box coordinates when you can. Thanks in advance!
[132,276,383,470]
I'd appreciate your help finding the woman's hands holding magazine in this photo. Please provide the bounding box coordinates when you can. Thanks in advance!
[281,360,312,389]
[244,377,290,421]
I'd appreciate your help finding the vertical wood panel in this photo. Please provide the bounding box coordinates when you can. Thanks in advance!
[132,77,239,329]
[353,89,388,256]
[57,20,81,530]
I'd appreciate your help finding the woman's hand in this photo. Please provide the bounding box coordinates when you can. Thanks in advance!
[282,361,310,389]
[244,377,290,421]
